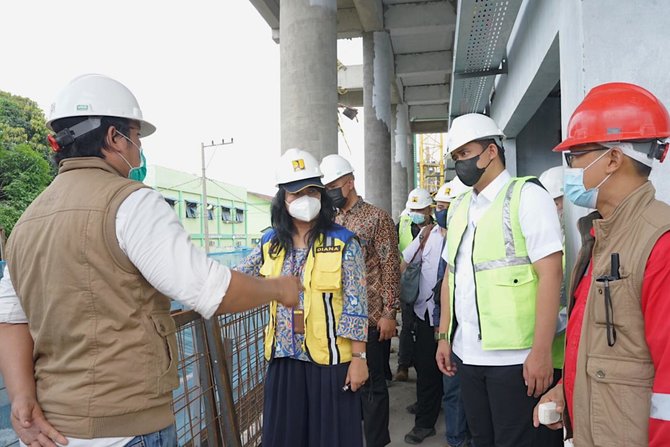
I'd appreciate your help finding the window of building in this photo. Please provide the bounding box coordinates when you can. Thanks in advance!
[164,198,177,208]
[221,206,232,222]
[185,200,198,218]
[206,204,214,220]
[234,208,244,223]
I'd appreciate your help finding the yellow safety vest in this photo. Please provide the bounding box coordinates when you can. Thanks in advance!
[260,226,355,365]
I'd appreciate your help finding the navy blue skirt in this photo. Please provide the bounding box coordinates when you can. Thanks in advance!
[262,357,363,447]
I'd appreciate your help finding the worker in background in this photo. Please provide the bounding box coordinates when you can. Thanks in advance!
[0,74,301,446]
[431,178,472,447]
[236,148,368,447]
[435,113,563,447]
[394,190,430,383]
[320,154,400,447]
[400,187,444,444]
[533,82,670,447]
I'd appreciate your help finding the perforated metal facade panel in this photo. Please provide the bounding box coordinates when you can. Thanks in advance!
[450,0,523,118]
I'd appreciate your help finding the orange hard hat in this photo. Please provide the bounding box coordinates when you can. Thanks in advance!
[554,82,670,152]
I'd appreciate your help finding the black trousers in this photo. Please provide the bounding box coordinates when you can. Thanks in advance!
[397,302,416,370]
[361,327,391,447]
[414,312,443,429]
[455,356,555,447]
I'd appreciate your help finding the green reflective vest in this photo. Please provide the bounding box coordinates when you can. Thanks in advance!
[260,226,355,365]
[447,177,561,357]
[398,214,414,253]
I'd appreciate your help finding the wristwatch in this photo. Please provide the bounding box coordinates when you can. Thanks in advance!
[435,332,448,341]
[352,351,367,360]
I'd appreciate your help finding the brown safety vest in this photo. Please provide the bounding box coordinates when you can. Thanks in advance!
[7,157,179,438]
[565,182,670,446]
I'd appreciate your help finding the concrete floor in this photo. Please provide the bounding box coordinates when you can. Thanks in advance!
[387,337,446,447]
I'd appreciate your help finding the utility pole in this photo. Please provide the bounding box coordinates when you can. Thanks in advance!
[201,138,234,253]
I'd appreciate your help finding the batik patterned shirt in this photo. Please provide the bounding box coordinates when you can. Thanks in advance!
[336,197,400,325]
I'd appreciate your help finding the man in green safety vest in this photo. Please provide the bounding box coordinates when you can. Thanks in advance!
[435,113,564,447]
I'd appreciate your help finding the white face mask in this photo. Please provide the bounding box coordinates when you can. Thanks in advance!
[286,195,321,222]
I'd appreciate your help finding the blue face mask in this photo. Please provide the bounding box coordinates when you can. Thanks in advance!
[435,209,448,228]
[409,211,426,225]
[116,131,147,182]
[564,149,611,209]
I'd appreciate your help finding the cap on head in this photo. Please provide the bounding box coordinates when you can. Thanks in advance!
[47,73,155,137]
[434,177,472,202]
[554,82,670,165]
[538,166,564,199]
[405,187,433,210]
[275,148,324,192]
[320,154,354,185]
[446,113,505,156]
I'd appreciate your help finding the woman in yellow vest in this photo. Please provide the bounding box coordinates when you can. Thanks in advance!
[236,148,369,447]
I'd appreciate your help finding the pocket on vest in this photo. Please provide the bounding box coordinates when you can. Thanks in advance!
[482,265,536,348]
[587,355,653,446]
[592,277,642,334]
[150,313,180,395]
[312,259,342,291]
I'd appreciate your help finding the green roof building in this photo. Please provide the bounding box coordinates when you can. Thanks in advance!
[145,165,273,250]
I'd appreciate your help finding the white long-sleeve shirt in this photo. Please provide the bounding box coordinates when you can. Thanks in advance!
[0,188,233,446]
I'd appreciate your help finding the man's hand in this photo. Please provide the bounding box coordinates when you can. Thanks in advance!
[523,348,553,397]
[273,276,303,308]
[11,396,68,447]
[345,357,369,392]
[435,339,457,376]
[533,383,565,430]
[377,317,396,341]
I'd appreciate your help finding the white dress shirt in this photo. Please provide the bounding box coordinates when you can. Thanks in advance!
[441,170,563,366]
[403,224,445,325]
[0,188,233,447]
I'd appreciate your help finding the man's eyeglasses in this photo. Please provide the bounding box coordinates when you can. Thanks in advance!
[563,148,606,167]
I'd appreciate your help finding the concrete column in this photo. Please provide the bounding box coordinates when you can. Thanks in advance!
[392,103,410,220]
[363,31,393,214]
[280,0,338,159]
[406,133,415,191]
[559,0,670,269]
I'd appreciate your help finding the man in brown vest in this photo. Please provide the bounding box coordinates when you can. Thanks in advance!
[0,74,301,446]
[532,82,670,447]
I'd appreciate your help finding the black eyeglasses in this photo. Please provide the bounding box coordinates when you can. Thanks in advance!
[564,148,607,167]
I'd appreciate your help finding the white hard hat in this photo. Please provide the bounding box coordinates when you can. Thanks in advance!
[446,113,504,155]
[434,177,471,202]
[47,74,155,136]
[405,187,433,209]
[539,166,564,199]
[320,154,354,185]
[275,148,324,192]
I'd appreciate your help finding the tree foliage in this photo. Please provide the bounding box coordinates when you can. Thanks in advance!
[0,91,54,235]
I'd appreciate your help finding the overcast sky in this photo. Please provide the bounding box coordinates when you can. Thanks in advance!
[0,1,365,196]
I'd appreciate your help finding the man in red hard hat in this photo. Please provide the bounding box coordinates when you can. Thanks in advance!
[533,82,670,447]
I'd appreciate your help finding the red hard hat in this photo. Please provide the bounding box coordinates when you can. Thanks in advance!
[554,82,670,152]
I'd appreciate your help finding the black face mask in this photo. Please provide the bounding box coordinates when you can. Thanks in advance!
[454,153,491,187]
[327,187,347,209]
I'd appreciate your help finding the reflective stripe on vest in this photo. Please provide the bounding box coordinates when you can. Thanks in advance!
[260,227,354,365]
[446,177,538,350]
[651,393,670,421]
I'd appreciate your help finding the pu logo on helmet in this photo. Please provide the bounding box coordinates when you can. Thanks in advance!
[411,197,418,202]
[76,104,89,111]
[445,188,451,195]
[292,159,305,171]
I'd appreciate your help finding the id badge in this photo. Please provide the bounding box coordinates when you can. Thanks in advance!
[293,309,305,334]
